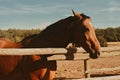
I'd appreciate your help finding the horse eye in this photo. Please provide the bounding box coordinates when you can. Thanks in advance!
[82,27,89,32]
[80,26,89,32]
[85,28,89,31]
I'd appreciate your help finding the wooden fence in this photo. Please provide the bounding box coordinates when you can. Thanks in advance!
[0,46,120,79]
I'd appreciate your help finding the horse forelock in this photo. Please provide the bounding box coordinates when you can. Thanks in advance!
[81,13,90,19]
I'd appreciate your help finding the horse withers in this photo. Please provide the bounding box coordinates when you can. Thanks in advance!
[0,10,101,80]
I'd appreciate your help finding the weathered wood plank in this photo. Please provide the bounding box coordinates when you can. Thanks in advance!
[0,48,68,55]
[101,46,120,52]
[47,54,89,60]
[76,46,120,53]
[47,51,120,60]
[0,48,120,61]
[67,75,120,80]
[86,66,120,74]
[0,46,120,55]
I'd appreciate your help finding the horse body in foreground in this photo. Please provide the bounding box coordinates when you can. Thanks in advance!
[0,38,55,80]
[0,10,101,80]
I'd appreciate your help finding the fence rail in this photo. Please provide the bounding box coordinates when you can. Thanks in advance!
[75,75,120,80]
[56,75,120,80]
[0,46,120,55]
[0,46,120,60]
[0,46,120,79]
[87,66,120,74]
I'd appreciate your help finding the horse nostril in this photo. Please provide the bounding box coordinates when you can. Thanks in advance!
[89,52,100,59]
[98,52,100,56]
[89,54,96,59]
[97,51,100,57]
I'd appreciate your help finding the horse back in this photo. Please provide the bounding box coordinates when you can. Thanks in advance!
[0,38,16,48]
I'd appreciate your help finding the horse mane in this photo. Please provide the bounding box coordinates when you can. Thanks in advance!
[20,16,73,46]
[40,14,90,35]
[21,13,90,42]
[81,13,90,19]
[39,16,73,36]
[21,34,38,42]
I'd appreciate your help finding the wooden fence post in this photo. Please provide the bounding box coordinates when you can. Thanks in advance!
[84,59,90,78]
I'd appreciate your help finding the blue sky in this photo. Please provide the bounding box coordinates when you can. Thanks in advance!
[0,0,120,29]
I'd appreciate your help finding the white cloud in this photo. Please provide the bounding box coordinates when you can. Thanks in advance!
[101,7,120,12]
[0,7,30,15]
[109,0,120,6]
[0,3,69,15]
[64,14,72,17]
[100,0,120,12]
[0,6,42,15]
[34,22,51,29]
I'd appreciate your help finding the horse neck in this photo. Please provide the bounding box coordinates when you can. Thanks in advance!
[20,18,73,48]
[37,27,71,47]
[40,18,75,47]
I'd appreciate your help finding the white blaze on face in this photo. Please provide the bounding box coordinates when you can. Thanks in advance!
[88,20,93,27]
[87,20,95,32]
[84,19,93,28]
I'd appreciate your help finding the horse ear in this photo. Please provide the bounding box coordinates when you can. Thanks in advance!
[72,10,82,19]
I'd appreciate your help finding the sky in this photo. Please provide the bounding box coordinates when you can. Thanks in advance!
[0,0,120,29]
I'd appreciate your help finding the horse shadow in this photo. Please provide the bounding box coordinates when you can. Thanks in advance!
[65,47,77,60]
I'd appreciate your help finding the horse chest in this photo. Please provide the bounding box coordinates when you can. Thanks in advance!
[0,56,22,75]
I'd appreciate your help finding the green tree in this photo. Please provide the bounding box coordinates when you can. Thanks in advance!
[104,28,118,42]
[115,27,120,41]
[97,36,107,47]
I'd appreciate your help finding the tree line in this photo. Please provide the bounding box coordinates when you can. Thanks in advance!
[0,27,120,47]
[96,27,120,46]
[0,29,41,42]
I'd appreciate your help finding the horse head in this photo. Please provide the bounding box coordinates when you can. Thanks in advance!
[71,10,101,59]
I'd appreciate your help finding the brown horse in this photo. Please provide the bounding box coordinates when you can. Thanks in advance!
[0,10,101,80]
[0,38,56,80]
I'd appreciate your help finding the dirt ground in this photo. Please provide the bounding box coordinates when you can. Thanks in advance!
[54,42,120,79]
